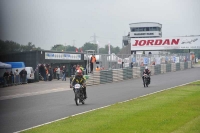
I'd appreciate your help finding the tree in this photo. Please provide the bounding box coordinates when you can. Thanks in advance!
[51,44,78,52]
[82,42,98,53]
[21,42,39,51]
[51,44,65,51]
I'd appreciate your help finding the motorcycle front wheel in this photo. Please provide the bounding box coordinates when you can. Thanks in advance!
[75,93,80,106]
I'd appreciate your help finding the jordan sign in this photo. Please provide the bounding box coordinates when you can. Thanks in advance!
[131,36,200,50]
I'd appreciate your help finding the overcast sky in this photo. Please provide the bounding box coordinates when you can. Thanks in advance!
[0,0,199,50]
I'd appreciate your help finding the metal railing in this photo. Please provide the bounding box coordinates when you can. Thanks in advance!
[89,53,191,70]
[0,75,28,87]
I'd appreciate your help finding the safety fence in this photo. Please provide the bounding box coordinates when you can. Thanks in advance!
[85,61,192,86]
[0,75,28,87]
[93,53,191,70]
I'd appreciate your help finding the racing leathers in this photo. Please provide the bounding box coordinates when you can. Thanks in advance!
[142,69,151,84]
[71,75,87,99]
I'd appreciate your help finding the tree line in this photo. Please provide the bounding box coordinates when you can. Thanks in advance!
[0,40,42,54]
[0,40,121,54]
[51,42,121,54]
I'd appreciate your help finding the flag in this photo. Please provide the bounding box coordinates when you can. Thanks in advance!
[75,48,78,52]
[80,48,83,52]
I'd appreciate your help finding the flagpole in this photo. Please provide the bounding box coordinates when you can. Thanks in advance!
[96,41,99,54]
[108,41,110,55]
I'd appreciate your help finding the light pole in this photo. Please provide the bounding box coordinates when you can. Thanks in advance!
[96,41,99,54]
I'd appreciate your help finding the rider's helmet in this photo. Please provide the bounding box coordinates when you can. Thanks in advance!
[145,66,148,70]
[76,69,83,76]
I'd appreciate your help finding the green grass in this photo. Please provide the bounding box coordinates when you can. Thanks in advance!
[22,81,200,133]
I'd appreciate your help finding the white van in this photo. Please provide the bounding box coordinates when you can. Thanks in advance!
[25,67,35,83]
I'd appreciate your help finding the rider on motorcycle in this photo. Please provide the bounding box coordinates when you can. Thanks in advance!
[70,69,87,99]
[142,66,151,85]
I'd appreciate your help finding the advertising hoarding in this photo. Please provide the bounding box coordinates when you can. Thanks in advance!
[45,52,81,60]
[131,36,200,50]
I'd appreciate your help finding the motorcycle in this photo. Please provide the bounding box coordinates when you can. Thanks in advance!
[143,74,150,87]
[73,84,85,106]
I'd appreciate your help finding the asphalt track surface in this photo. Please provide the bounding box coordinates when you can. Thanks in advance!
[0,68,200,133]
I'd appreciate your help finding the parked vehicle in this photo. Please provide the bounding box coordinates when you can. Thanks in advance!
[25,67,35,83]
[5,62,25,74]
[74,83,85,106]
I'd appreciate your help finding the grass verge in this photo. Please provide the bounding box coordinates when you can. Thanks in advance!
[22,81,200,133]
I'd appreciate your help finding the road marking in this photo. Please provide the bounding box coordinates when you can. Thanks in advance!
[0,88,72,101]
[14,80,200,133]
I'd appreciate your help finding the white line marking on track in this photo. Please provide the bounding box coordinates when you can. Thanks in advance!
[14,80,200,133]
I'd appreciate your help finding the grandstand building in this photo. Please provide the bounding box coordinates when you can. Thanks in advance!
[120,22,162,54]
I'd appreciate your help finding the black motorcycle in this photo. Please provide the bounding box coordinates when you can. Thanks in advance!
[143,74,150,87]
[74,84,85,106]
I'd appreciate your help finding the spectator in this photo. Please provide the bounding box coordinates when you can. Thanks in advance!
[19,68,27,84]
[39,64,46,81]
[131,62,133,68]
[191,53,195,64]
[53,67,57,79]
[45,67,48,81]
[62,65,66,81]
[3,70,9,86]
[48,66,53,81]
[14,69,20,85]
[96,66,100,71]
[56,66,60,80]
[90,54,96,73]
[10,71,14,85]
[122,62,124,68]
[73,65,76,75]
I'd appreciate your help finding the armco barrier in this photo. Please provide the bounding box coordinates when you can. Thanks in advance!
[171,63,176,72]
[85,61,192,86]
[188,61,191,68]
[180,62,184,70]
[166,64,171,72]
[161,64,166,74]
[184,62,188,69]
[176,63,180,71]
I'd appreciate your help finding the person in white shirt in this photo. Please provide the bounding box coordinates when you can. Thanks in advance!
[14,69,20,84]
[56,66,60,80]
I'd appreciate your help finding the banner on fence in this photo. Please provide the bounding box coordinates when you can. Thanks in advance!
[131,36,200,50]
[155,57,161,65]
[45,52,81,60]
[143,57,149,65]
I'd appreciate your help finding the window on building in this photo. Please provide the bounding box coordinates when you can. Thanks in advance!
[153,27,156,31]
[139,28,143,31]
[131,28,135,32]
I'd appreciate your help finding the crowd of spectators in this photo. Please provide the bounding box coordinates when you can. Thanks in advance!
[1,68,28,87]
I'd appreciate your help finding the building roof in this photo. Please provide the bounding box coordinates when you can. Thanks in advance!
[129,22,162,25]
